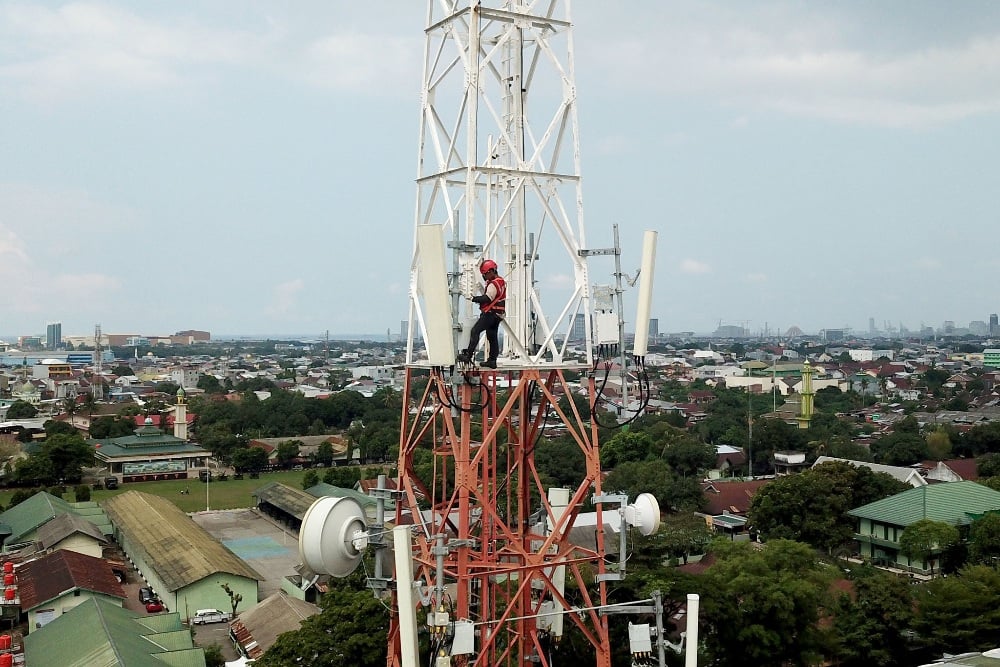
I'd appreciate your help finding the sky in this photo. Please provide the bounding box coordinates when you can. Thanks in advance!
[2,2,1000,340]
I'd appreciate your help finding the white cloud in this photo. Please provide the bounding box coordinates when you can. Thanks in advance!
[0,3,419,104]
[0,3,262,103]
[266,279,305,316]
[586,5,1000,128]
[679,259,711,274]
[297,32,421,93]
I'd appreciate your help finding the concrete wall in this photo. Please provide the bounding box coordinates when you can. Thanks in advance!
[28,591,122,633]
[176,575,258,623]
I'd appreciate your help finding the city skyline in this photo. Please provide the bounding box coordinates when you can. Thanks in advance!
[4,309,1000,343]
[2,3,1000,336]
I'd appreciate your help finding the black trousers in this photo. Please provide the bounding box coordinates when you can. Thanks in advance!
[466,311,503,361]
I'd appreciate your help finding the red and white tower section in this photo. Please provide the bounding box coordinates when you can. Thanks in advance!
[300,3,661,667]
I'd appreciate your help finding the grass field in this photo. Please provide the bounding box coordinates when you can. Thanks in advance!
[0,470,318,513]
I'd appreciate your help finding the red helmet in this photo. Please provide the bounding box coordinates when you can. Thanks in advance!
[479,259,498,274]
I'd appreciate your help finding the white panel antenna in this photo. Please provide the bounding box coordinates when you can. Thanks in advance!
[414,224,457,365]
[631,230,658,357]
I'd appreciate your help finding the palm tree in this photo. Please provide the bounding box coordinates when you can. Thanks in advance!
[63,396,79,426]
[82,393,99,421]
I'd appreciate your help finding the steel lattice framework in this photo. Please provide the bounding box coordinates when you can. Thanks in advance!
[405,0,592,366]
[392,3,612,666]
[389,368,611,667]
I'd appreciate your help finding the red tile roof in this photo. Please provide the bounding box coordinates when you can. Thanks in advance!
[941,458,979,481]
[16,550,125,609]
[701,479,770,516]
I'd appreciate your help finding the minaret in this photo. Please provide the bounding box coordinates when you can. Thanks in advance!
[798,360,815,429]
[173,387,188,440]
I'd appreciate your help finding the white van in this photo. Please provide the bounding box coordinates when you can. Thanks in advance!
[191,608,232,625]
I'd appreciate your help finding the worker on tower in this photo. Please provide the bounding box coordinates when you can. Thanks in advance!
[457,259,506,368]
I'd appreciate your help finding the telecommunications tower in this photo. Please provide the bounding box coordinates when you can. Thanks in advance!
[301,3,661,667]
[398,2,613,665]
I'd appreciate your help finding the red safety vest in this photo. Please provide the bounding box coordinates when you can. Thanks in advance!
[480,277,506,314]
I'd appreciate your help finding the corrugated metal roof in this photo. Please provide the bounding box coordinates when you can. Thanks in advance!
[306,482,378,508]
[36,511,108,550]
[251,482,317,518]
[22,597,205,667]
[0,491,75,543]
[102,491,261,593]
[17,549,125,609]
[230,592,319,658]
[848,481,1000,527]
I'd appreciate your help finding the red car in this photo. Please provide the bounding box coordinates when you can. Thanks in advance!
[145,600,164,613]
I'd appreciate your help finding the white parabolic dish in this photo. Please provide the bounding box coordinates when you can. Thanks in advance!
[299,496,368,577]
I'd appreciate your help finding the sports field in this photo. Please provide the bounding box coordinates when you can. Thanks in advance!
[0,469,317,513]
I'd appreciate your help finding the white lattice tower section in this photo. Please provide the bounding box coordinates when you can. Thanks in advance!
[407,0,591,367]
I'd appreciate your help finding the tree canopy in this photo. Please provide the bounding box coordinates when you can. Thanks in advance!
[700,539,833,666]
[748,460,909,551]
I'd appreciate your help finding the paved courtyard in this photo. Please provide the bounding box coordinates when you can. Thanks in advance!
[190,508,304,661]
[191,508,301,600]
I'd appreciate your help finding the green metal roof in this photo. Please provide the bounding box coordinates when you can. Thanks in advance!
[0,491,76,543]
[22,597,206,667]
[88,424,208,459]
[306,482,379,508]
[252,481,318,518]
[848,481,1000,528]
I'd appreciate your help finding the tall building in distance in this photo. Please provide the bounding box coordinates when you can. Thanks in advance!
[991,313,998,336]
[648,317,659,340]
[46,322,62,350]
[570,313,586,341]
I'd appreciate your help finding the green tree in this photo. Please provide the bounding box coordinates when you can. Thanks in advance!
[913,565,1000,653]
[302,469,320,490]
[89,415,138,439]
[899,518,959,575]
[661,436,715,478]
[258,582,389,667]
[925,428,953,460]
[599,431,654,468]
[203,644,225,667]
[62,397,79,426]
[957,422,1000,457]
[977,453,1000,478]
[603,460,704,512]
[81,393,98,420]
[232,446,269,473]
[74,484,92,502]
[275,440,302,468]
[701,539,833,666]
[41,432,94,482]
[747,460,908,552]
[111,364,134,377]
[968,512,1000,565]
[197,374,224,394]
[6,400,38,419]
[831,565,914,667]
[314,441,334,468]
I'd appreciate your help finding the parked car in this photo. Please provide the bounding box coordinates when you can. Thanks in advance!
[145,600,163,613]
[191,608,232,625]
[138,587,155,604]
[198,469,212,482]
[105,476,119,490]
